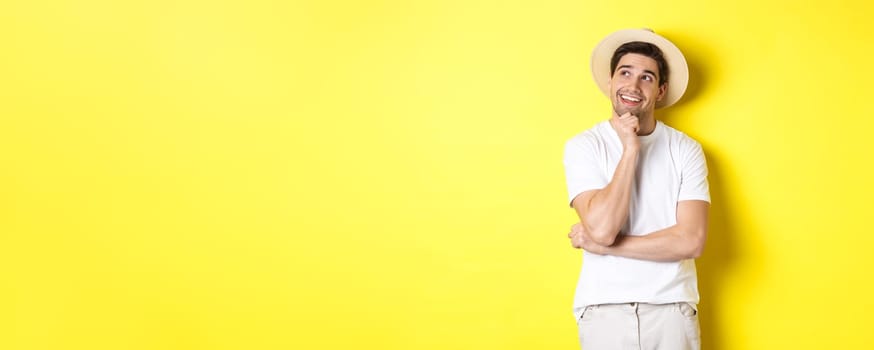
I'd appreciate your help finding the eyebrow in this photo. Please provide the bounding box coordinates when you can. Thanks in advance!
[617,65,658,78]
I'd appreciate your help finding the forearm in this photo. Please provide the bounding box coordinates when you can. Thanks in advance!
[600,226,704,262]
[576,147,638,245]
[576,201,710,261]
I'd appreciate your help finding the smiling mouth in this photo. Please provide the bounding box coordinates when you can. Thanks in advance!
[619,94,642,103]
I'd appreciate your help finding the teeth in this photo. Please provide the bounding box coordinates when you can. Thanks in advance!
[621,95,641,102]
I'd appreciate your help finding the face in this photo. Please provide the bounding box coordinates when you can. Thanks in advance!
[608,53,667,119]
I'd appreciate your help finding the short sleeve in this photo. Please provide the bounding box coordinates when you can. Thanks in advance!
[678,140,711,202]
[563,134,608,207]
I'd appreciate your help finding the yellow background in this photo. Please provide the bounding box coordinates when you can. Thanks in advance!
[2,0,872,349]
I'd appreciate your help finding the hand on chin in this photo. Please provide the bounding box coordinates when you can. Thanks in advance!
[614,106,641,118]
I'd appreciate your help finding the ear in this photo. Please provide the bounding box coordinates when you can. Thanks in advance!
[657,82,668,101]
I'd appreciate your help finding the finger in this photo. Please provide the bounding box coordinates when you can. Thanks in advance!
[571,237,581,248]
[571,234,582,247]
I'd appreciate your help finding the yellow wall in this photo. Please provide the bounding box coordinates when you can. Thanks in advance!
[2,0,872,349]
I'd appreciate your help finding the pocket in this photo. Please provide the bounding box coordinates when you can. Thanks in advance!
[678,302,701,345]
[678,302,698,317]
[578,305,595,323]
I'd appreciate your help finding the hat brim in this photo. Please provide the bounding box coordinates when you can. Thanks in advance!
[591,29,688,109]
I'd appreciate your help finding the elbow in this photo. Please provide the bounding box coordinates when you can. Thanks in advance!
[587,227,618,246]
[688,245,704,259]
[685,231,707,259]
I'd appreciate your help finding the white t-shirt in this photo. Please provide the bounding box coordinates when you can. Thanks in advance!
[563,120,710,321]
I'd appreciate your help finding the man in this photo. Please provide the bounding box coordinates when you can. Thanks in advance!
[563,29,710,350]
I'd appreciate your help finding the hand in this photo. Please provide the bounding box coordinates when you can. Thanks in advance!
[568,223,608,254]
[610,112,640,150]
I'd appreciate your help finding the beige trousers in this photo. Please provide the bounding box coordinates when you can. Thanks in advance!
[577,302,700,350]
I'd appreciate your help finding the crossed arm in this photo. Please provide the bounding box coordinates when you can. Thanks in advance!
[569,199,709,262]
[567,114,708,262]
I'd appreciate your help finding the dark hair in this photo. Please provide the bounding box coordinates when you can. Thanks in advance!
[610,41,669,85]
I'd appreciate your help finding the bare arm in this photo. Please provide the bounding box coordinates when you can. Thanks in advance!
[570,200,710,262]
[571,113,640,246]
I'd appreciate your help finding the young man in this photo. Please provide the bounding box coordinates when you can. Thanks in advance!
[564,29,710,350]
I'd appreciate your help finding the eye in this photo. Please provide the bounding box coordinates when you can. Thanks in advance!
[642,75,654,82]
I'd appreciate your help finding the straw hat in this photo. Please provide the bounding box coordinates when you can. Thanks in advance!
[591,29,688,108]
